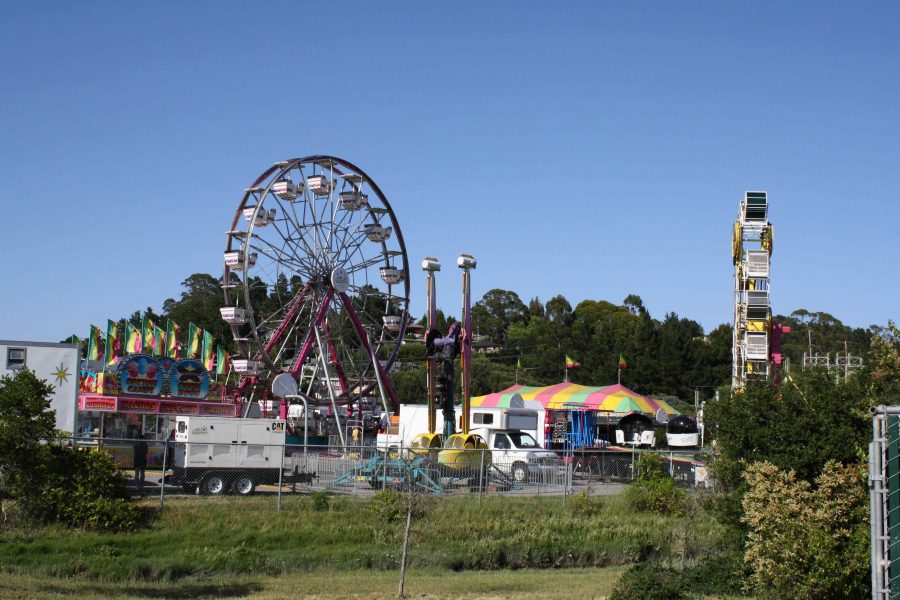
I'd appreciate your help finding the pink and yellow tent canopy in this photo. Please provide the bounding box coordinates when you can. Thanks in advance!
[471,382,679,416]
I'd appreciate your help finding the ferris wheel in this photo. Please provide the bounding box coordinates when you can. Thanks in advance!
[221,156,409,414]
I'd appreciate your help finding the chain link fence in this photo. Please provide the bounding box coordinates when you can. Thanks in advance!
[870,406,900,599]
[54,436,710,510]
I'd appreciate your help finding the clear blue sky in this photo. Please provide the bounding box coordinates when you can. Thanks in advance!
[2,1,897,342]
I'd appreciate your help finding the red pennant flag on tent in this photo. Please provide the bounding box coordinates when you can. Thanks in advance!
[618,354,628,369]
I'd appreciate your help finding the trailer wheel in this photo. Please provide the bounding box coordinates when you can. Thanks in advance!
[233,475,255,496]
[512,462,529,484]
[202,474,226,495]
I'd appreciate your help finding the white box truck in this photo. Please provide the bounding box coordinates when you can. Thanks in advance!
[172,416,287,495]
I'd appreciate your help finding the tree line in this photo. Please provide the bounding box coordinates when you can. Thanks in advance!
[69,273,888,405]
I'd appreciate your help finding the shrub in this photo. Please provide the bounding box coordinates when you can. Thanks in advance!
[568,491,602,516]
[609,562,686,600]
[366,489,425,524]
[310,491,331,511]
[24,446,145,532]
[624,454,686,516]
[741,460,869,599]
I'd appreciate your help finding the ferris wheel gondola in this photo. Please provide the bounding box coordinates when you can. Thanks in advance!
[222,156,409,417]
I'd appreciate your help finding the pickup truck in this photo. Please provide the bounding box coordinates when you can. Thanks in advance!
[474,427,559,483]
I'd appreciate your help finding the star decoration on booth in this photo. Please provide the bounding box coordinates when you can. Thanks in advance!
[54,362,70,385]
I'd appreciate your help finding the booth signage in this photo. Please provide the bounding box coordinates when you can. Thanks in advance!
[80,395,117,411]
[118,399,160,413]
[168,359,211,399]
[118,355,164,396]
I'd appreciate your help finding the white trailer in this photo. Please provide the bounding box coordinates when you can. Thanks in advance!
[1,340,80,434]
[173,416,287,495]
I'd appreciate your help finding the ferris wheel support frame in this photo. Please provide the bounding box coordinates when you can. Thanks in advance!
[337,291,400,413]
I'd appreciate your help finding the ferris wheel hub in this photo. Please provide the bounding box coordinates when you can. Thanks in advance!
[330,267,350,293]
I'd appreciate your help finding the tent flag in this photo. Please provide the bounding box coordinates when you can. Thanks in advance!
[187,323,201,359]
[201,330,214,371]
[216,346,230,376]
[104,320,120,366]
[86,325,103,361]
[166,320,181,359]
[618,354,628,369]
[565,355,582,368]
[125,323,142,354]
[516,357,522,369]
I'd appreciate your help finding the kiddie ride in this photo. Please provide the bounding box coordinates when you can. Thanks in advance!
[336,254,516,494]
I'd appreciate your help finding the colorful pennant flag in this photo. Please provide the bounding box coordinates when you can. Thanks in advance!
[618,354,628,369]
[201,330,215,371]
[216,345,230,376]
[187,323,201,359]
[565,355,582,369]
[166,320,181,359]
[142,317,159,356]
[125,323,142,354]
[516,357,522,370]
[154,323,166,357]
[86,325,103,361]
[103,320,120,366]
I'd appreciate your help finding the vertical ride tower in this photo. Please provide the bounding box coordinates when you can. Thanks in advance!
[731,191,774,389]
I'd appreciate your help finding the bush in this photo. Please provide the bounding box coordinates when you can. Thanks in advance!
[741,460,869,599]
[609,562,686,600]
[678,550,745,595]
[366,489,425,524]
[20,446,145,532]
[568,491,602,516]
[310,491,330,511]
[624,454,686,516]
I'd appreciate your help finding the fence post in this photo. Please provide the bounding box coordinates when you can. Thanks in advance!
[670,451,674,479]
[277,442,285,511]
[382,445,388,491]
[159,441,168,512]
[478,449,485,504]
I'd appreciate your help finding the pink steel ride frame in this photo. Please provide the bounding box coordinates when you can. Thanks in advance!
[322,321,349,394]
[274,288,335,418]
[337,291,401,414]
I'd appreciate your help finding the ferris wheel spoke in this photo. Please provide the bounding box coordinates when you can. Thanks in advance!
[333,224,371,268]
[267,219,320,274]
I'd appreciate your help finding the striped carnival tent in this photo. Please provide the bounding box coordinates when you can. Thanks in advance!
[471,382,679,417]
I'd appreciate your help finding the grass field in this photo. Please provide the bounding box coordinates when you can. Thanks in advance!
[0,492,734,598]
[0,567,628,599]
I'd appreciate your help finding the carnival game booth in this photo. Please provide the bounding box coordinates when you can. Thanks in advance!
[471,383,679,451]
[78,354,240,445]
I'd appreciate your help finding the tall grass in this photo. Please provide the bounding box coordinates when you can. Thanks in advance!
[0,494,728,582]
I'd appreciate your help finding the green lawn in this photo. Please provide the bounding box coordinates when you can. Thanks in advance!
[0,567,627,599]
[0,493,735,598]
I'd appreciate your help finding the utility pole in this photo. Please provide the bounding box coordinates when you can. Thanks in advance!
[844,340,849,383]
